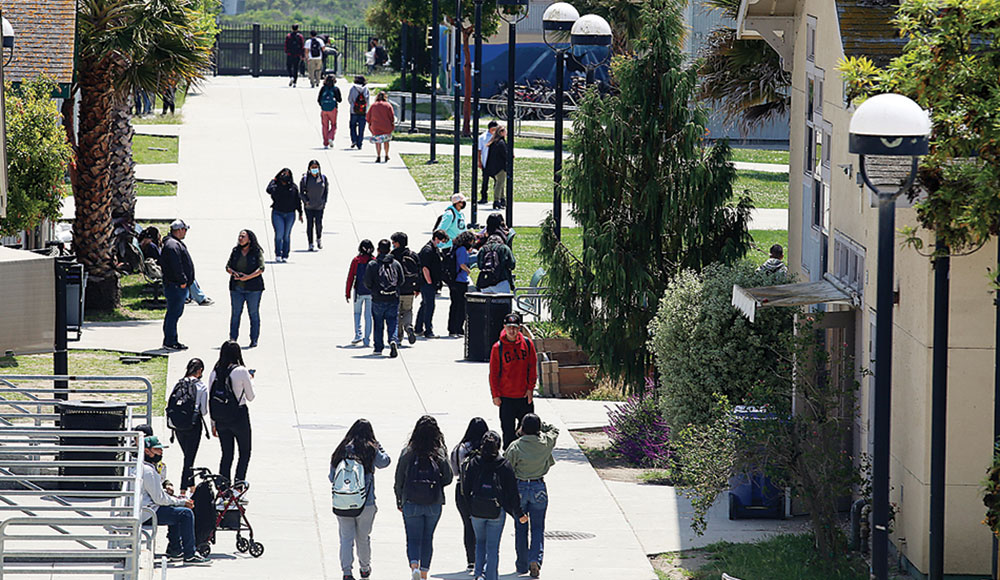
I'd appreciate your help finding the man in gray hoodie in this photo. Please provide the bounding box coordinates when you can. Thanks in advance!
[299,160,329,251]
[348,76,370,149]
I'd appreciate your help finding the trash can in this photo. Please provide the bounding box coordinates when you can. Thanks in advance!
[464,292,514,362]
[728,405,785,520]
[58,401,128,492]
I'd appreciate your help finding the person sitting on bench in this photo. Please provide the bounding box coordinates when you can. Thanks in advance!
[140,436,211,565]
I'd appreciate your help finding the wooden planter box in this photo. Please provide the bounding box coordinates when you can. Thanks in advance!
[536,342,598,398]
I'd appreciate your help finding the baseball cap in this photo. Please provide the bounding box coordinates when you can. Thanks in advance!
[170,219,190,231]
[144,435,167,449]
[451,193,467,205]
[503,312,522,326]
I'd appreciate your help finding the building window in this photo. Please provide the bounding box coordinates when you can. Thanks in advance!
[812,178,822,229]
[834,232,866,295]
[806,16,816,62]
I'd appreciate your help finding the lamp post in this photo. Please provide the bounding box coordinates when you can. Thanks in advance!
[542,3,579,241]
[452,0,462,196]
[429,0,440,164]
[849,93,931,580]
[496,0,528,226]
[470,0,484,229]
[0,14,11,220]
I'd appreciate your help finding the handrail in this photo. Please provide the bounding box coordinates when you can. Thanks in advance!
[0,374,154,427]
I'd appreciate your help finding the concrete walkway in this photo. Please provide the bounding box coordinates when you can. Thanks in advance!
[76,76,657,579]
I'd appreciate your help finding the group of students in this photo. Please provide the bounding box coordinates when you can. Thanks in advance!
[315,74,397,160]
[140,341,259,566]
[329,409,558,580]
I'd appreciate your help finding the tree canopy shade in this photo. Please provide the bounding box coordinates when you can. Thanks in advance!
[227,0,371,28]
[538,0,753,390]
[839,0,1000,254]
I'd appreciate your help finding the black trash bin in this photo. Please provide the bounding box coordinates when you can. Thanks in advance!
[58,401,128,492]
[465,292,514,362]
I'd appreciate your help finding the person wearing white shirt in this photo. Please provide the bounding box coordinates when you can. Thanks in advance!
[140,436,210,565]
[477,121,499,204]
[208,341,257,485]
[305,31,326,88]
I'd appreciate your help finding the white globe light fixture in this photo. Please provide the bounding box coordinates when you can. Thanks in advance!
[849,93,931,197]
[543,2,579,45]
[571,14,612,46]
[2,17,13,66]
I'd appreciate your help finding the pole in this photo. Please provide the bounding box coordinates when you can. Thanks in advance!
[430,0,440,164]
[505,21,515,226]
[872,196,896,580]
[409,29,417,134]
[453,0,461,195]
[54,260,68,401]
[401,24,408,98]
[470,0,483,228]
[929,239,950,580]
[993,239,1000,580]
[553,50,565,240]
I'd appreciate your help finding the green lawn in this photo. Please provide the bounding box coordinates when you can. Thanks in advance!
[139,87,188,125]
[748,229,789,265]
[510,226,582,286]
[392,132,557,151]
[85,222,172,323]
[0,349,169,417]
[133,135,179,164]
[731,147,790,165]
[136,182,177,197]
[402,153,556,203]
[735,170,790,209]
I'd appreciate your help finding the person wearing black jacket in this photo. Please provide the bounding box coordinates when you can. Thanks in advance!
[391,231,421,346]
[159,220,195,350]
[226,230,266,348]
[414,230,449,338]
[266,168,303,263]
[484,127,509,210]
[363,239,405,358]
[462,431,527,580]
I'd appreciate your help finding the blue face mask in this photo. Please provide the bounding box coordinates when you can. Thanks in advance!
[310,168,319,176]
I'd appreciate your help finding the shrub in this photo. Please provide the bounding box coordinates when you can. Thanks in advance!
[604,378,671,468]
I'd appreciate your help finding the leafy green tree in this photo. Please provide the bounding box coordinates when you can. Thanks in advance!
[650,263,793,428]
[538,0,753,390]
[0,78,73,238]
[224,0,370,27]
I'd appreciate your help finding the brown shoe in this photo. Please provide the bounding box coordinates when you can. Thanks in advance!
[529,562,540,578]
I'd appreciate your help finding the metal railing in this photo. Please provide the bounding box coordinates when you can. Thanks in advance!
[0,429,148,578]
[0,375,155,429]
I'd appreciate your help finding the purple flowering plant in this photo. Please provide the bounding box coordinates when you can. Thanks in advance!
[604,378,672,468]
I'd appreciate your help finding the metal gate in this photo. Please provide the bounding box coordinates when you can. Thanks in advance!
[215,24,380,77]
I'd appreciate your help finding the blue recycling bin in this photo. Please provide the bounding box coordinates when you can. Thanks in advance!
[728,405,785,520]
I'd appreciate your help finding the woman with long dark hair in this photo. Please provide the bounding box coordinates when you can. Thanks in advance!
[299,160,329,251]
[394,415,453,580]
[167,357,210,494]
[208,341,255,485]
[330,419,391,580]
[266,167,302,262]
[448,231,476,337]
[226,230,265,348]
[450,417,489,572]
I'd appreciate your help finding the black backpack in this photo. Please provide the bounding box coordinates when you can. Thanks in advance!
[374,260,401,298]
[375,45,388,65]
[310,39,322,58]
[440,247,458,285]
[399,249,421,292]
[209,365,241,425]
[466,460,502,519]
[477,244,502,288]
[353,92,368,115]
[405,454,442,505]
[166,377,201,433]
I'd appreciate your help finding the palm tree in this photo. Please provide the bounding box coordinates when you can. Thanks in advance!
[72,0,212,310]
[697,0,790,132]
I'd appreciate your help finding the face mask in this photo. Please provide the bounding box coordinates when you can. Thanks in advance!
[149,452,162,464]
[310,168,319,176]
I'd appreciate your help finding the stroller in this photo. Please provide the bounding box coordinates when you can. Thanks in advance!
[191,467,264,558]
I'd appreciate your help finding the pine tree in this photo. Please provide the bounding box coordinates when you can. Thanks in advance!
[539,0,752,390]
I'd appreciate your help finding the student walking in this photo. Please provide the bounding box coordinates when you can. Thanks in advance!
[285,25,306,87]
[505,414,559,577]
[159,219,195,351]
[363,239,405,357]
[394,416,454,580]
[448,231,475,337]
[304,31,326,88]
[318,75,342,148]
[299,160,329,251]
[450,417,489,572]
[484,127,509,210]
[226,229,265,348]
[346,240,375,347]
[489,312,537,449]
[390,232,421,345]
[463,430,528,580]
[414,230,450,338]
[208,341,256,485]
[330,419,392,580]
[477,121,498,204]
[266,168,303,262]
[348,77,370,149]
[366,92,396,163]
[166,358,210,495]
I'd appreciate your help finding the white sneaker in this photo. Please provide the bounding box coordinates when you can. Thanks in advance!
[411,568,421,580]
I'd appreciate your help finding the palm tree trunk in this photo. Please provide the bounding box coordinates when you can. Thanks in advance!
[108,95,136,223]
[73,57,121,311]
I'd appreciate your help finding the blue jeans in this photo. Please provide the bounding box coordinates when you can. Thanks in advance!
[353,293,373,343]
[402,502,441,571]
[156,505,196,558]
[162,283,187,346]
[187,279,207,303]
[371,299,399,352]
[230,288,263,343]
[414,283,437,334]
[271,210,295,259]
[472,514,505,580]
[350,113,366,148]
[515,480,548,571]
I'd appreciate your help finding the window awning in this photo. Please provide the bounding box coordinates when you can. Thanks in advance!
[732,275,861,323]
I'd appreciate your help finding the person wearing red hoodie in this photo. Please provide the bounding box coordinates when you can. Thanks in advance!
[489,312,537,449]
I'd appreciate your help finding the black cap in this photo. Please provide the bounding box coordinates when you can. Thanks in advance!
[503,312,522,326]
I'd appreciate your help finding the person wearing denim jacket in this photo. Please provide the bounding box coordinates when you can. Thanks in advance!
[504,414,558,577]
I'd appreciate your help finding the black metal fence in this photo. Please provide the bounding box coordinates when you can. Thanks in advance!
[215,24,380,77]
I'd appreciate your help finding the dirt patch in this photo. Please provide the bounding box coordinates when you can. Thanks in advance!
[650,550,712,579]
[569,428,672,485]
